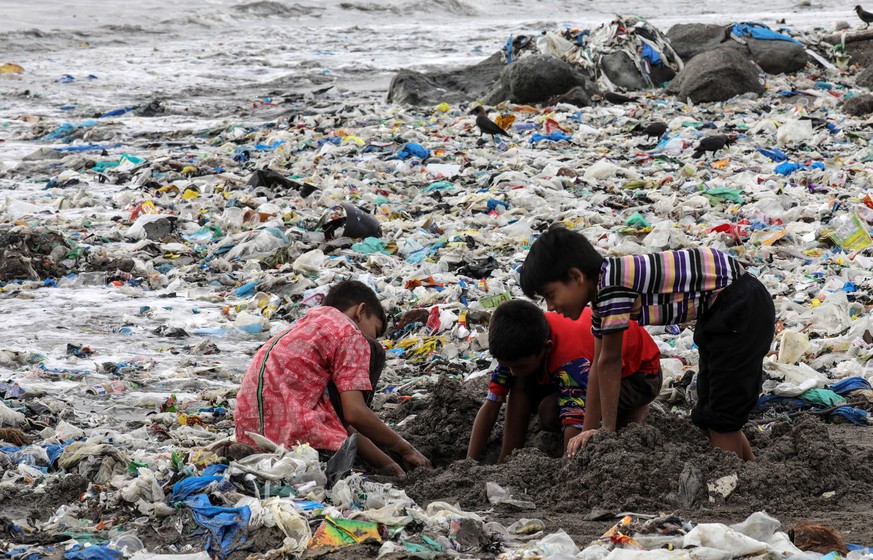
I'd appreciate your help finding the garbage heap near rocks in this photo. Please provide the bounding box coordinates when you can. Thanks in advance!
[389,17,839,106]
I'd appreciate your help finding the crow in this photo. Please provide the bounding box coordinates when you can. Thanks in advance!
[856,5,873,28]
[692,134,732,158]
[470,106,510,141]
[599,91,637,104]
[633,121,668,140]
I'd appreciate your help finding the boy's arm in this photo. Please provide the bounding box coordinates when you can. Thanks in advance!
[595,331,624,432]
[563,426,582,450]
[339,390,432,470]
[499,382,532,463]
[467,399,501,461]
[582,338,603,432]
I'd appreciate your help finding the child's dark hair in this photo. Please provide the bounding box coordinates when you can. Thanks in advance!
[519,226,604,298]
[488,300,550,362]
[323,280,387,336]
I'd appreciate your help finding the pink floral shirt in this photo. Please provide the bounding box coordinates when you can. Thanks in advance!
[234,306,372,451]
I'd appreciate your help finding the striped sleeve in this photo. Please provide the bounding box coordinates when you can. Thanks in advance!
[592,285,637,338]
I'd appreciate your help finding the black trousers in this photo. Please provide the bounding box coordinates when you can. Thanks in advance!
[691,274,775,433]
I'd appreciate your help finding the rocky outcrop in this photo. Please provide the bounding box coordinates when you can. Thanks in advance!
[668,23,807,75]
[386,52,504,106]
[482,54,599,105]
[667,46,763,103]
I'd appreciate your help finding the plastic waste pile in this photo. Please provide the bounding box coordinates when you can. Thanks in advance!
[4,13,873,557]
[505,15,684,90]
[3,428,869,559]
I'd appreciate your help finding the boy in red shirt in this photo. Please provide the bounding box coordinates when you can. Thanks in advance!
[466,300,661,462]
[235,280,431,476]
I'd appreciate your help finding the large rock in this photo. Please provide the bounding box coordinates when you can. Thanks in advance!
[482,54,599,105]
[386,52,504,106]
[599,51,675,90]
[667,24,729,62]
[858,66,873,89]
[667,46,763,103]
[668,23,807,75]
[745,38,808,75]
[843,94,873,116]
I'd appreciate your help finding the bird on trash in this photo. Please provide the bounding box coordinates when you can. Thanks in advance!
[633,121,668,140]
[856,5,873,28]
[470,106,510,142]
[597,91,638,104]
[691,134,733,158]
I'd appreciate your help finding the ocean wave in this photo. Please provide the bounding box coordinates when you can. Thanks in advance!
[232,1,324,17]
[338,0,478,16]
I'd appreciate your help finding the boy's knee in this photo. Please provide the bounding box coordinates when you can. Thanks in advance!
[537,394,561,432]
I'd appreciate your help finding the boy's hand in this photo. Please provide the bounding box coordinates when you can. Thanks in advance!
[402,447,433,470]
[376,462,406,478]
[566,429,600,458]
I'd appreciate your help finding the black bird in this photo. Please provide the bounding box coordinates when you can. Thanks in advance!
[691,134,732,158]
[856,5,873,27]
[600,91,637,104]
[633,121,668,140]
[471,106,510,142]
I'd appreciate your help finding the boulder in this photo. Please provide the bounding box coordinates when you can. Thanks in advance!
[483,54,599,105]
[386,52,504,106]
[599,51,675,90]
[601,51,651,91]
[668,46,763,103]
[551,86,592,107]
[668,23,807,75]
[667,24,729,62]
[745,38,808,74]
[858,66,873,89]
[843,94,873,116]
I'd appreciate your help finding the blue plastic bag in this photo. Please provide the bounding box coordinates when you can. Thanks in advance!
[640,44,663,66]
[830,406,868,426]
[186,494,251,560]
[530,132,572,143]
[731,22,801,44]
[829,376,872,395]
[172,474,224,502]
[756,147,788,162]
[395,142,430,160]
[65,546,123,560]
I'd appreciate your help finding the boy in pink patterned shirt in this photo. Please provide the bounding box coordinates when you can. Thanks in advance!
[235,280,431,476]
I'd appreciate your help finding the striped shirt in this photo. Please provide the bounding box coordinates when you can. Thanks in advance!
[591,248,744,338]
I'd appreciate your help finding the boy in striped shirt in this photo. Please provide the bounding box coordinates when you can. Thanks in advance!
[520,227,775,461]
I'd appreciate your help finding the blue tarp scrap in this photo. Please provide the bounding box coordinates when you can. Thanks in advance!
[203,463,228,476]
[186,494,251,560]
[172,470,226,502]
[64,545,123,560]
[830,406,868,426]
[530,132,573,143]
[830,376,873,395]
[756,147,788,162]
[774,161,825,176]
[395,142,430,160]
[99,107,135,119]
[46,442,72,466]
[640,43,663,66]
[505,34,513,64]
[731,22,802,44]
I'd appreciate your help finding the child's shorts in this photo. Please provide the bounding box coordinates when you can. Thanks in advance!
[618,369,663,413]
[691,273,775,433]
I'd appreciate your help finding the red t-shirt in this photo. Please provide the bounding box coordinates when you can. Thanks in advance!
[488,308,661,399]
[234,306,372,452]
[576,307,661,377]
